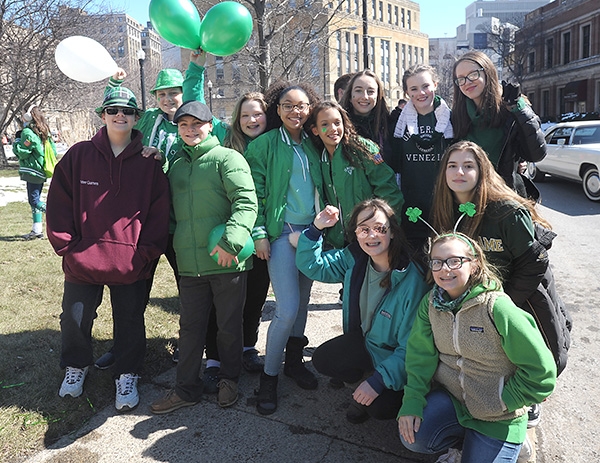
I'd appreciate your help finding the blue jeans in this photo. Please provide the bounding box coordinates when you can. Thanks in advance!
[400,389,522,463]
[264,224,313,376]
[27,181,45,212]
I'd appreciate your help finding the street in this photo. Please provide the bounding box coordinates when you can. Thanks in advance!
[533,178,600,462]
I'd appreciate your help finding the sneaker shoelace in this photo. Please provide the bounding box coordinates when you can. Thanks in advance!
[65,367,85,384]
[117,374,139,395]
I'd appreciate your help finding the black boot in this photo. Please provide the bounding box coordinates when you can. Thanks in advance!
[256,371,278,415]
[284,336,318,390]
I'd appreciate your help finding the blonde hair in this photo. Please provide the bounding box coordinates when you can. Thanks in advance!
[223,92,267,153]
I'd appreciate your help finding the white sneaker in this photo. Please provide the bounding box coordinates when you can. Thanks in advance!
[115,373,139,411]
[59,366,89,398]
[517,435,533,463]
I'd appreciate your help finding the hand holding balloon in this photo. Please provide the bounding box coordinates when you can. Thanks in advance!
[210,244,238,268]
[207,224,254,265]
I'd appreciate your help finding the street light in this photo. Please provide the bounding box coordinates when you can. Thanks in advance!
[322,26,357,99]
[207,80,213,112]
[137,49,147,110]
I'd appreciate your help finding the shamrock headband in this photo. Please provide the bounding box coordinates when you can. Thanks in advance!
[405,202,478,255]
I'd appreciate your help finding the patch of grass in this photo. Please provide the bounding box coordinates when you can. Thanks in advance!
[0,201,180,462]
[0,165,19,177]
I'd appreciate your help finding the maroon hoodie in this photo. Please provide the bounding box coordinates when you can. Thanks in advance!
[47,127,170,285]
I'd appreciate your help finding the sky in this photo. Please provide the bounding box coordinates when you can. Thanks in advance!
[121,0,473,39]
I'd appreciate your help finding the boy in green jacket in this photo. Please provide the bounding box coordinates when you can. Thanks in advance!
[150,101,257,413]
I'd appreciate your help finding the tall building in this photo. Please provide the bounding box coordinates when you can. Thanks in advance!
[517,0,600,120]
[198,0,428,120]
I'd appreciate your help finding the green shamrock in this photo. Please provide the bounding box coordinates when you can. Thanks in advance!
[458,202,476,217]
[406,207,423,223]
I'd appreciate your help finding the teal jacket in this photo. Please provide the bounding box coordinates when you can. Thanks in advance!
[13,127,55,183]
[399,281,556,444]
[296,228,429,391]
[168,134,257,276]
[245,127,324,241]
[309,137,404,248]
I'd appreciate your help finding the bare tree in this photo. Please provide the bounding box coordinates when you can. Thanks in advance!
[192,0,349,93]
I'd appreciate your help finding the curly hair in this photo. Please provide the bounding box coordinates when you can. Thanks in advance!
[451,50,508,139]
[306,101,375,168]
[431,140,552,237]
[346,198,412,288]
[223,92,267,153]
[263,81,321,132]
[402,64,439,94]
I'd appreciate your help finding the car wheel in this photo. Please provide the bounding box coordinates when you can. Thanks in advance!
[527,162,545,182]
[582,168,600,202]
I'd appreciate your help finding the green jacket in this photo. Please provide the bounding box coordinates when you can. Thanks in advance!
[399,281,556,444]
[244,127,324,241]
[168,134,257,276]
[296,229,429,391]
[13,127,56,183]
[107,60,206,168]
[309,137,404,248]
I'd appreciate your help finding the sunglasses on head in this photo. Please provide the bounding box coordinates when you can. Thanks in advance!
[104,107,137,116]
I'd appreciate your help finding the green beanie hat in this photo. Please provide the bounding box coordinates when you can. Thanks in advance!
[151,69,184,94]
[95,87,141,116]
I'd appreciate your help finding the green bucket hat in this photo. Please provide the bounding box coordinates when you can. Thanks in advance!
[95,86,141,116]
[151,69,184,95]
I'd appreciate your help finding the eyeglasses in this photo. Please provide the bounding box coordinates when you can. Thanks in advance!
[104,107,137,116]
[278,103,310,113]
[429,256,472,272]
[355,224,389,238]
[454,68,484,87]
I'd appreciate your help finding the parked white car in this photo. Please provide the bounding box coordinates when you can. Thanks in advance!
[528,120,600,201]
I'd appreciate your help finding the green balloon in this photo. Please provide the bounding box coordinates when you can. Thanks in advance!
[199,2,253,56]
[207,223,254,264]
[149,0,202,50]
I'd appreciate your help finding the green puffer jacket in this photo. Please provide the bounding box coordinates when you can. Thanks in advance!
[13,127,55,183]
[168,134,257,276]
[244,127,324,241]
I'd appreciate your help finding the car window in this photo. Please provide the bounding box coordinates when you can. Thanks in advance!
[546,127,573,145]
[572,126,600,145]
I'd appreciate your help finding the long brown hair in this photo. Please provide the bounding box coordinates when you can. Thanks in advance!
[451,51,507,139]
[223,92,267,153]
[431,140,551,237]
[306,101,375,168]
[28,106,51,143]
[339,70,389,141]
[346,198,411,288]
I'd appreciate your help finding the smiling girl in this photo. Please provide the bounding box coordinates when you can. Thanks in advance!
[306,101,404,249]
[244,82,323,415]
[339,70,390,149]
[451,51,546,199]
[387,65,454,252]
[296,199,428,424]
[397,232,556,463]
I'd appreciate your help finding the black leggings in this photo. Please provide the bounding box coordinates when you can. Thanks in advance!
[312,331,404,420]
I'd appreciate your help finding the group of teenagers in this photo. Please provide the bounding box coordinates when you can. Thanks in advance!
[17,47,572,463]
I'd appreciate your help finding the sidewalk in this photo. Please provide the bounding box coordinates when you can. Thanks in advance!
[23,281,535,463]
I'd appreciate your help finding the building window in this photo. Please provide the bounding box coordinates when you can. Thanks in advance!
[420,48,424,64]
[581,24,591,59]
[388,4,392,23]
[346,32,351,73]
[402,43,406,70]
[407,10,411,29]
[394,6,398,26]
[354,0,359,15]
[562,31,570,64]
[378,1,383,21]
[474,33,487,49]
[401,8,405,28]
[395,42,400,83]
[546,38,553,69]
[370,37,375,71]
[372,0,376,20]
[528,52,535,73]
[337,32,342,76]
[408,45,412,65]
[354,34,360,71]
[216,56,224,79]
[381,40,390,88]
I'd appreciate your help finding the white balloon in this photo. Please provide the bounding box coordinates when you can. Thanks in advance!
[55,36,119,83]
